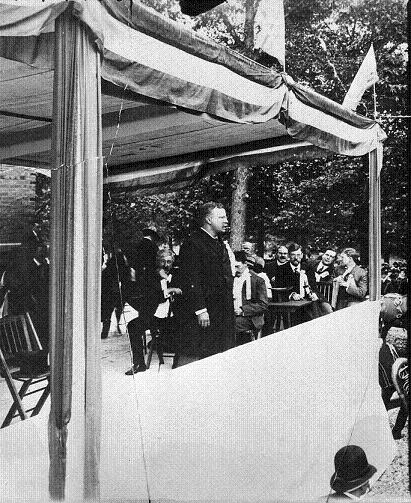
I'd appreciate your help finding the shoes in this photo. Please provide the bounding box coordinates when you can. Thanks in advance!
[125,364,146,375]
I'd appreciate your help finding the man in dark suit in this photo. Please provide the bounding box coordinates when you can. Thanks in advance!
[101,245,130,339]
[26,243,50,351]
[286,243,321,323]
[174,202,235,366]
[305,248,337,315]
[233,251,268,346]
[265,245,290,287]
[124,229,162,375]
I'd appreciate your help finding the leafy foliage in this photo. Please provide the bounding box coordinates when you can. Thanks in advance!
[36,0,408,260]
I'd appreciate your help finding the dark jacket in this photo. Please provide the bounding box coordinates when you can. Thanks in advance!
[176,229,235,356]
[125,237,159,313]
[265,260,292,288]
[177,230,233,315]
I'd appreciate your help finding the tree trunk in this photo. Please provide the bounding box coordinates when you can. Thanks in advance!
[230,1,258,249]
[244,0,258,53]
[255,195,265,257]
[230,161,251,250]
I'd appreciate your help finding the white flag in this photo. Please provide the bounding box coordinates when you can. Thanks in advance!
[342,44,378,111]
[254,0,285,67]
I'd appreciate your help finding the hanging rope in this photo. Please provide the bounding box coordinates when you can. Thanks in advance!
[103,84,152,503]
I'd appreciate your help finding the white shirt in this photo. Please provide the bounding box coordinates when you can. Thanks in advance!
[233,269,251,311]
[154,274,173,319]
[291,265,309,297]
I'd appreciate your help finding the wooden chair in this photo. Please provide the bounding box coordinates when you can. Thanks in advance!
[0,313,50,428]
[316,281,334,305]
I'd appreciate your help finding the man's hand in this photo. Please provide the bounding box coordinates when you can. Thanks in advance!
[234,306,243,316]
[197,311,210,328]
[309,292,319,301]
[290,292,303,301]
[336,276,348,287]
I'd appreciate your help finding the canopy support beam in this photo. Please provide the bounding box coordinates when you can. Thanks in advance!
[368,146,382,301]
[48,8,103,501]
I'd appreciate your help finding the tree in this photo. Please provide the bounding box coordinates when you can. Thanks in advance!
[34,0,408,260]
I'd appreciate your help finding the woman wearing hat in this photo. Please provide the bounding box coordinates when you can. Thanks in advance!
[327,445,376,500]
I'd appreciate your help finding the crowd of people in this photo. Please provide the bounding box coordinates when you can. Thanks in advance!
[0,204,407,375]
[0,202,407,460]
[381,261,408,295]
[97,202,404,378]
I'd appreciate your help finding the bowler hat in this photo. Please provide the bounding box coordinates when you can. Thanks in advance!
[330,445,376,493]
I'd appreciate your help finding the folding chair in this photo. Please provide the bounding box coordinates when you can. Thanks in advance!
[0,313,50,428]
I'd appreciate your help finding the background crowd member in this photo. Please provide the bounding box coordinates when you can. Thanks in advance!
[250,256,272,300]
[232,251,267,346]
[334,248,368,310]
[24,221,44,261]
[124,229,162,375]
[174,202,235,366]
[327,445,376,500]
[397,267,408,295]
[26,243,50,351]
[101,245,130,339]
[265,245,290,287]
[2,243,50,353]
[381,263,392,295]
[242,241,263,270]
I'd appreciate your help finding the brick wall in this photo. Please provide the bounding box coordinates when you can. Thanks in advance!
[0,165,36,271]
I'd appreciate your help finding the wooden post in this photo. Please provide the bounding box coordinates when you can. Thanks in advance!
[49,8,103,501]
[368,146,381,301]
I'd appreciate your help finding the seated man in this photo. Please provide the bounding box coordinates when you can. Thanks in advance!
[265,245,290,287]
[151,249,181,354]
[125,248,181,375]
[233,251,268,346]
[286,243,321,323]
[305,248,337,315]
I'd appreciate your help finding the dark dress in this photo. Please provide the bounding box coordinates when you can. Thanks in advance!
[175,229,235,359]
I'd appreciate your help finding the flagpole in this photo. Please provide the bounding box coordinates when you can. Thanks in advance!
[373,83,377,120]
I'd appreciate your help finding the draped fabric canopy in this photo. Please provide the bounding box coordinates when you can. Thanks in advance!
[0,0,385,195]
[0,2,386,502]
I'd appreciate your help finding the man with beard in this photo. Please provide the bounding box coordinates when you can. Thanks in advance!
[174,202,235,366]
[285,243,320,324]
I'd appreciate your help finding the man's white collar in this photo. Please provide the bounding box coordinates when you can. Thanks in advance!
[200,227,218,239]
